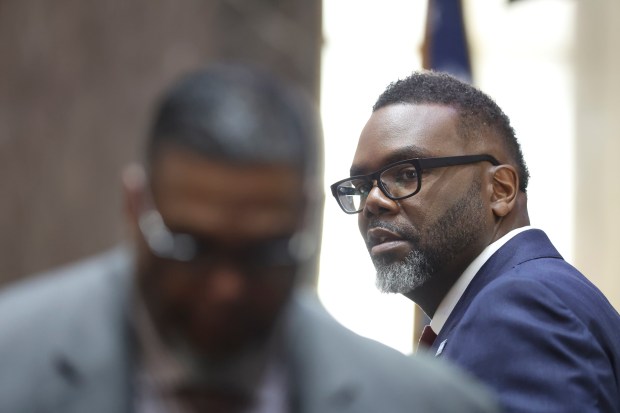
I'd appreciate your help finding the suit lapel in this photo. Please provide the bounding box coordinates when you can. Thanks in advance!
[432,229,562,355]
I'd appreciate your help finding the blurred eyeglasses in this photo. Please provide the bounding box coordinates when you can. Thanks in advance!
[330,154,499,214]
[138,209,306,276]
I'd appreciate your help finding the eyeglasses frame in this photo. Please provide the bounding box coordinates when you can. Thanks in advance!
[330,154,500,214]
[138,209,199,262]
[138,206,310,274]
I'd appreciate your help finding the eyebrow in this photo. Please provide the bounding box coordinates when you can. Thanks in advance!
[349,145,434,176]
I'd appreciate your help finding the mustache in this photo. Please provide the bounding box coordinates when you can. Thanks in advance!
[365,220,418,246]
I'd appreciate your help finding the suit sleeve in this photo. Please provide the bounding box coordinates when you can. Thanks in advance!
[446,276,615,413]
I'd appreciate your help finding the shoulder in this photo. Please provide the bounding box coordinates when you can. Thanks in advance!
[0,247,133,410]
[461,227,618,333]
[458,256,617,359]
[288,290,498,413]
[474,255,618,331]
[0,247,132,346]
[444,251,620,412]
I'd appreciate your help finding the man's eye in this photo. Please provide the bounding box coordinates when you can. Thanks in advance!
[245,237,296,267]
[355,182,373,195]
[394,167,418,182]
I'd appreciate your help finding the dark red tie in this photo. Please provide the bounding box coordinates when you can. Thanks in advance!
[418,325,437,350]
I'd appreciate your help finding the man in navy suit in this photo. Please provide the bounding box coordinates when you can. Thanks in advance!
[330,71,620,412]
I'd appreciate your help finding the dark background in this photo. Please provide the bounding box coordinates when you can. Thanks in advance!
[0,0,322,286]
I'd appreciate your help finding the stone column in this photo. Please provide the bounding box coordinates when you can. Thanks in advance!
[574,0,620,309]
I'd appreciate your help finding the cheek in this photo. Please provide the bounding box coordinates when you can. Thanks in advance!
[247,273,296,319]
[157,271,195,304]
[400,194,444,230]
[138,260,197,316]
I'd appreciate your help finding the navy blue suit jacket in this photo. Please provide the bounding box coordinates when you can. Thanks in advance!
[431,229,620,413]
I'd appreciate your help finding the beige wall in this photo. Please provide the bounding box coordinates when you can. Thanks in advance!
[574,0,620,309]
[0,0,322,287]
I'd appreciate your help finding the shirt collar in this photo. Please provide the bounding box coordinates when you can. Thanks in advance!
[430,226,534,333]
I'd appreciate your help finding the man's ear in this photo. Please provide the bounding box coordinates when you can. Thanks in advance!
[490,165,519,218]
[121,164,147,234]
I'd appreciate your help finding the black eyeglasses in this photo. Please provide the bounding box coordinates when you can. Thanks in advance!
[138,209,301,275]
[330,154,499,214]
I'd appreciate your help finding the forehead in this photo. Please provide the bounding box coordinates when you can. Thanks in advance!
[151,149,304,240]
[351,103,466,174]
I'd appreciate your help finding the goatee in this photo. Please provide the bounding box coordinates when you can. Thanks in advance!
[374,249,433,294]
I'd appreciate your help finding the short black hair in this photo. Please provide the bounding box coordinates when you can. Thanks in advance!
[146,62,322,181]
[373,71,529,192]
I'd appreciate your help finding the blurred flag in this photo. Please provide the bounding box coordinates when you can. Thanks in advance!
[421,0,472,83]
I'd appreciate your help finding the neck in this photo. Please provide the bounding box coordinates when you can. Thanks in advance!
[403,266,461,318]
[492,192,530,242]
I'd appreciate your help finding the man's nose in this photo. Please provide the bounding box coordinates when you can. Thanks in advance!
[205,263,247,303]
[363,182,399,216]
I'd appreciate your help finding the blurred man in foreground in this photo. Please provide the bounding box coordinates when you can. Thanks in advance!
[0,64,497,413]
[330,71,620,412]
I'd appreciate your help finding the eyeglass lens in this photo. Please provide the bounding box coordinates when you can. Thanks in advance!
[336,161,420,213]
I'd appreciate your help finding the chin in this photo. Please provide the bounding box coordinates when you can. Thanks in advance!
[193,325,273,360]
[373,250,433,294]
[370,251,406,267]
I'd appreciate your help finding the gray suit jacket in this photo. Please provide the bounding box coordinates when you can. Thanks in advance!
[0,248,498,413]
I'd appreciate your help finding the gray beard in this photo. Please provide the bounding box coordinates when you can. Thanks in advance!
[374,249,433,294]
